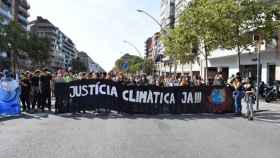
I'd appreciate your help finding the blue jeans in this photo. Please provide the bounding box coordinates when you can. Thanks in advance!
[233,91,243,113]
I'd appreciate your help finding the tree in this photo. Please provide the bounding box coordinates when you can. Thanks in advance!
[26,33,51,66]
[115,54,145,74]
[214,0,280,72]
[143,59,155,75]
[0,21,52,71]
[166,0,222,81]
[161,25,199,75]
[161,0,280,81]
[2,21,28,72]
[71,58,87,73]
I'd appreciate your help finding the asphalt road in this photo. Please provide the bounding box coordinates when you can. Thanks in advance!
[0,113,280,158]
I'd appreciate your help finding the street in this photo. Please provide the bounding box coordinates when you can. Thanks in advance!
[1,112,280,158]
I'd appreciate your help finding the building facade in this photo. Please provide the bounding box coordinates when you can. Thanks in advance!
[0,0,30,29]
[14,0,30,30]
[29,16,78,70]
[78,51,104,73]
[174,0,190,24]
[0,0,14,24]
[145,32,163,61]
[160,0,175,29]
[159,0,280,83]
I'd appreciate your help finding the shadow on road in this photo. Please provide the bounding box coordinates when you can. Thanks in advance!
[57,112,240,121]
[255,112,280,123]
[0,112,50,123]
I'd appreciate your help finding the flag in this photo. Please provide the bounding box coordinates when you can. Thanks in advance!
[0,80,21,117]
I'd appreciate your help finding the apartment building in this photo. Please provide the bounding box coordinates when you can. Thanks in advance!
[159,0,280,82]
[78,51,104,73]
[29,16,78,70]
[160,0,175,29]
[145,32,163,61]
[0,0,30,29]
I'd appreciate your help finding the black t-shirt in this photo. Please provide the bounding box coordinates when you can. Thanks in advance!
[21,78,31,92]
[40,74,52,90]
[31,76,39,87]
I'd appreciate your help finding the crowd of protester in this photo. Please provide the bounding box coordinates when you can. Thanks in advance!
[0,68,255,115]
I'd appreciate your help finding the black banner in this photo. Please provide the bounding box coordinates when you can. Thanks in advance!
[55,80,234,114]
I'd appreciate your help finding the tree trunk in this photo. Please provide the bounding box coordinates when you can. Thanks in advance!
[237,44,241,73]
[190,62,193,80]
[174,63,177,75]
[204,47,208,83]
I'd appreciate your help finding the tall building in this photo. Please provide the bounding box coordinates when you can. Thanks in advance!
[0,0,30,29]
[0,0,14,25]
[14,0,30,30]
[145,32,163,61]
[174,0,190,24]
[160,0,175,29]
[78,51,104,73]
[159,0,280,83]
[58,31,77,68]
[145,37,153,60]
[29,16,78,70]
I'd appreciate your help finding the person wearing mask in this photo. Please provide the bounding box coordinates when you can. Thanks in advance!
[20,72,31,112]
[39,68,52,112]
[194,76,204,86]
[53,72,65,113]
[213,71,225,86]
[63,72,74,83]
[232,72,243,115]
[180,77,190,88]
[31,70,41,111]
[244,78,255,120]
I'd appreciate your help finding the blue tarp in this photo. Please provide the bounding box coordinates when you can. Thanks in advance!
[0,80,21,117]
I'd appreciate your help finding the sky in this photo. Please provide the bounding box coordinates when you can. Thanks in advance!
[28,0,161,71]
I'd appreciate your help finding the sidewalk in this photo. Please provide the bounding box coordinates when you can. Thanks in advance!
[246,100,280,123]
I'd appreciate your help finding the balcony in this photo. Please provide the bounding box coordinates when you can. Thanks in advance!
[18,5,30,17]
[2,0,12,6]
[17,14,29,25]
[0,4,13,20]
[19,0,31,9]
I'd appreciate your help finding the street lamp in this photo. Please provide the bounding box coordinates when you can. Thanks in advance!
[137,9,163,30]
[123,40,143,57]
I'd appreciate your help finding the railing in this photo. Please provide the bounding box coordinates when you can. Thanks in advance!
[18,5,30,17]
[0,6,13,20]
[17,14,28,24]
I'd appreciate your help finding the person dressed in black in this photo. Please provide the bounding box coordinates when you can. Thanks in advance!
[31,70,41,111]
[39,68,52,112]
[20,72,31,111]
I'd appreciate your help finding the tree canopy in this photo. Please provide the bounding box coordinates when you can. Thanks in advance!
[0,21,51,70]
[161,0,280,78]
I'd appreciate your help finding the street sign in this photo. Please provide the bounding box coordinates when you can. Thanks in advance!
[122,63,129,71]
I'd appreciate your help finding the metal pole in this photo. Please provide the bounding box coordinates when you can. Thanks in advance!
[137,9,163,30]
[256,40,261,111]
[123,40,143,57]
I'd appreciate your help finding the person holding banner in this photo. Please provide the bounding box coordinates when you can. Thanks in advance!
[232,73,244,115]
[0,70,21,116]
[31,70,41,111]
[20,72,31,112]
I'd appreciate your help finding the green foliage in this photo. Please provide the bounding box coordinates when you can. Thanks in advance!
[161,0,280,75]
[115,54,145,74]
[0,21,51,69]
[142,59,155,75]
[27,33,51,65]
